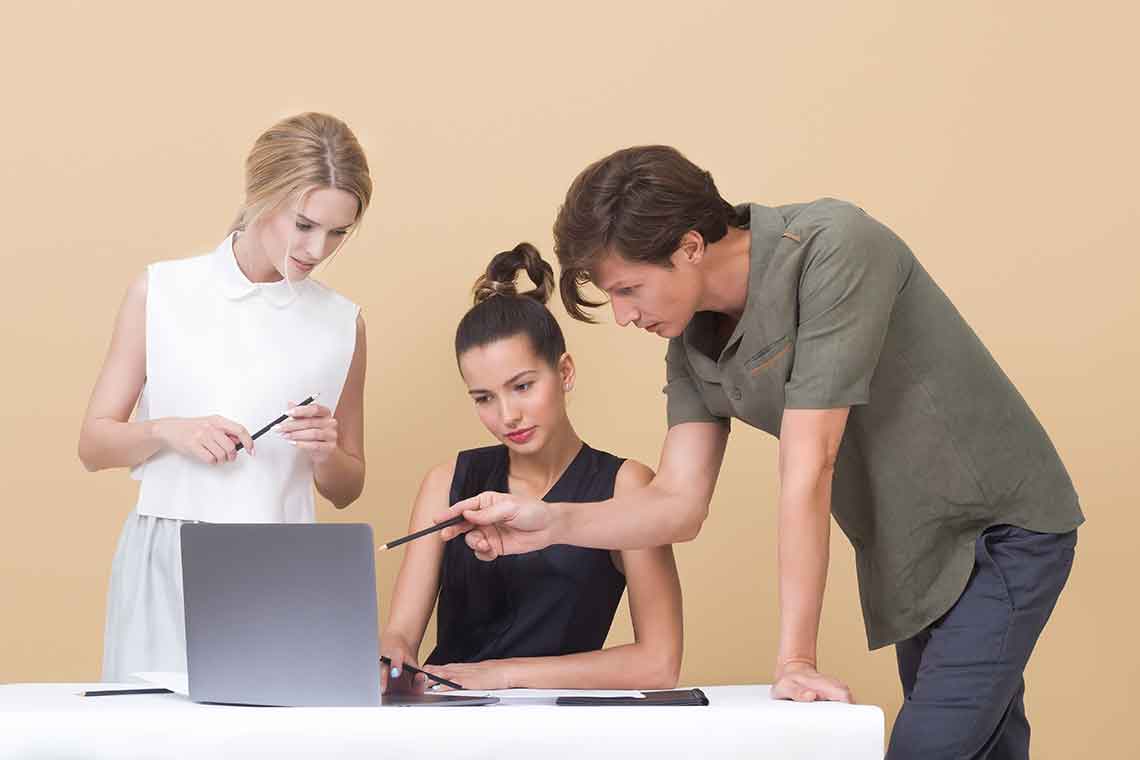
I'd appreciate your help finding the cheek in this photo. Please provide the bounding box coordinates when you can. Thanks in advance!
[324,235,345,257]
[475,404,498,430]
[530,385,565,423]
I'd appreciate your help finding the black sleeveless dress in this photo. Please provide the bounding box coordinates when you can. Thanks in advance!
[425,443,627,665]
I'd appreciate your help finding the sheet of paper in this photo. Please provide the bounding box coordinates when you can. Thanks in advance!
[129,671,189,696]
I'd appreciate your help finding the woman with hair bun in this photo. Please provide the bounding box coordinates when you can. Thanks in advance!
[79,112,373,681]
[379,243,683,693]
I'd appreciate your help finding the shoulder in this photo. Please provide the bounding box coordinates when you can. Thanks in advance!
[146,251,216,294]
[307,278,360,315]
[615,458,655,495]
[421,458,458,495]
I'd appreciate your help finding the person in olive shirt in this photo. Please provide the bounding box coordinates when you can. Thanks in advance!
[439,146,1083,759]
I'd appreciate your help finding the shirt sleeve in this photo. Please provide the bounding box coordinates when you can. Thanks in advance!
[783,205,906,409]
[663,338,729,427]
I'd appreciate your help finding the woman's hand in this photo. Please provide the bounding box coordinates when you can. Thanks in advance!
[277,400,338,465]
[424,660,513,691]
[380,632,427,695]
[154,416,254,463]
[771,660,854,703]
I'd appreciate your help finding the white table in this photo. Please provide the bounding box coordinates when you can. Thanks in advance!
[0,683,883,759]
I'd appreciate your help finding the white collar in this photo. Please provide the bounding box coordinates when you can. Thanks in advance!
[213,233,308,306]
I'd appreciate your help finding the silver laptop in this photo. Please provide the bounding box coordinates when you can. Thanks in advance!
[181,523,382,707]
[181,523,498,708]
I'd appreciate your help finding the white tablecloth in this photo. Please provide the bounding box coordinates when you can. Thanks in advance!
[0,683,883,759]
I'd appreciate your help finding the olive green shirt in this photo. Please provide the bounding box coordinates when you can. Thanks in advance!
[664,199,1084,649]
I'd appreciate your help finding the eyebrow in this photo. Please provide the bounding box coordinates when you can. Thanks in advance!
[297,213,352,231]
[467,369,538,395]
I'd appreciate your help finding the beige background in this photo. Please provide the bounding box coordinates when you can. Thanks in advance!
[1,1,1136,755]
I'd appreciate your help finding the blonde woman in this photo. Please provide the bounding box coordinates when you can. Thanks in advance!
[79,113,372,681]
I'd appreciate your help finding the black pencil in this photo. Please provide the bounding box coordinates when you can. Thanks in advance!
[235,394,318,452]
[376,514,467,552]
[82,687,173,697]
[381,656,464,690]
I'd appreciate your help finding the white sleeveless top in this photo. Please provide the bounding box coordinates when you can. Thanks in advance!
[131,234,360,523]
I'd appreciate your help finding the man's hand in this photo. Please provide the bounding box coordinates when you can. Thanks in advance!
[771,660,854,703]
[435,491,561,561]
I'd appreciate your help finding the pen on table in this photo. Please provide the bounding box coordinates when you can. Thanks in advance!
[380,656,464,690]
[81,687,173,697]
[235,393,319,452]
[376,514,467,552]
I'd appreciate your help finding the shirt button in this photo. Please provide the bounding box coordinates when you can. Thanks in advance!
[730,388,742,401]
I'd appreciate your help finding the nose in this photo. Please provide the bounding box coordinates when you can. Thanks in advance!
[612,298,640,328]
[309,230,330,261]
[498,397,522,427]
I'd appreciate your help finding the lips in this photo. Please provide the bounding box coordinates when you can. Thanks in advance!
[290,256,316,272]
[505,427,536,444]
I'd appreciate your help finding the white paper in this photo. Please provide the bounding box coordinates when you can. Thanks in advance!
[130,671,189,696]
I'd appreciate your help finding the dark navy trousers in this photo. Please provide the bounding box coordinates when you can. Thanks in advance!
[886,525,1078,759]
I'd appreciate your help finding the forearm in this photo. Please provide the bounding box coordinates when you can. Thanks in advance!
[78,417,166,472]
[556,479,709,551]
[775,468,833,671]
[314,446,365,508]
[500,642,680,690]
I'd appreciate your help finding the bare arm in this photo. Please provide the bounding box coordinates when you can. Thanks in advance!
[771,407,854,703]
[311,313,367,508]
[429,460,685,690]
[77,272,159,471]
[445,421,729,557]
[380,460,453,692]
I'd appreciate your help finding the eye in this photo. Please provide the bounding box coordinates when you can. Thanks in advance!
[333,229,350,237]
[296,222,313,231]
[515,382,532,393]
[473,395,490,405]
[616,286,637,297]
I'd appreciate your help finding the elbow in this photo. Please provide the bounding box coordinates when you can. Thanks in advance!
[642,652,682,690]
[331,482,364,510]
[77,438,101,472]
[675,504,709,543]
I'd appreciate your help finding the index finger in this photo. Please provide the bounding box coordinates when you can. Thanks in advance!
[288,403,330,418]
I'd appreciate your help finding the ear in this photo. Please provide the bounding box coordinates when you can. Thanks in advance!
[677,230,706,265]
[557,352,576,392]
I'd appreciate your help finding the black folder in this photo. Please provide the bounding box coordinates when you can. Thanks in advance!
[555,688,709,706]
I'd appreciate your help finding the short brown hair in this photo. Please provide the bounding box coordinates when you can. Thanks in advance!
[553,145,744,322]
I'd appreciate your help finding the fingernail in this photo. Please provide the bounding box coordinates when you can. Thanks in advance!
[288,440,297,446]
[391,667,400,678]
[288,408,300,417]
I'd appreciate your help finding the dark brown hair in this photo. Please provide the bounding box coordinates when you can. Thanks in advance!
[553,145,746,322]
[455,243,567,368]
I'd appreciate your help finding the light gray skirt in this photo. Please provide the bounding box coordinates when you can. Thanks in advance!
[101,511,190,682]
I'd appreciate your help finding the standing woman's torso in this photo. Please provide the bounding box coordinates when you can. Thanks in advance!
[131,234,359,523]
[426,443,627,665]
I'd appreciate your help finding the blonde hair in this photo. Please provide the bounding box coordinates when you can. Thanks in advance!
[229,112,372,236]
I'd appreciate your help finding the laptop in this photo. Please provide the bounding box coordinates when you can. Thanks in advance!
[180,523,496,707]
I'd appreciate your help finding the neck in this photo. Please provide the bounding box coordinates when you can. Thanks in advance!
[232,231,284,284]
[507,422,583,497]
[697,225,752,319]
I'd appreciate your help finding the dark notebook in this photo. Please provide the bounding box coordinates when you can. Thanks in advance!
[556,688,709,706]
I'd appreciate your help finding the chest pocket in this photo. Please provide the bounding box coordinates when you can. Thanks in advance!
[736,334,796,435]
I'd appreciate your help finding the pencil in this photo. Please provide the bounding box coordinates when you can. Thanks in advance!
[235,394,319,452]
[376,514,467,552]
[82,687,173,697]
[380,656,464,690]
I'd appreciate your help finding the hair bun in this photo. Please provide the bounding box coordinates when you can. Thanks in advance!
[472,242,554,306]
